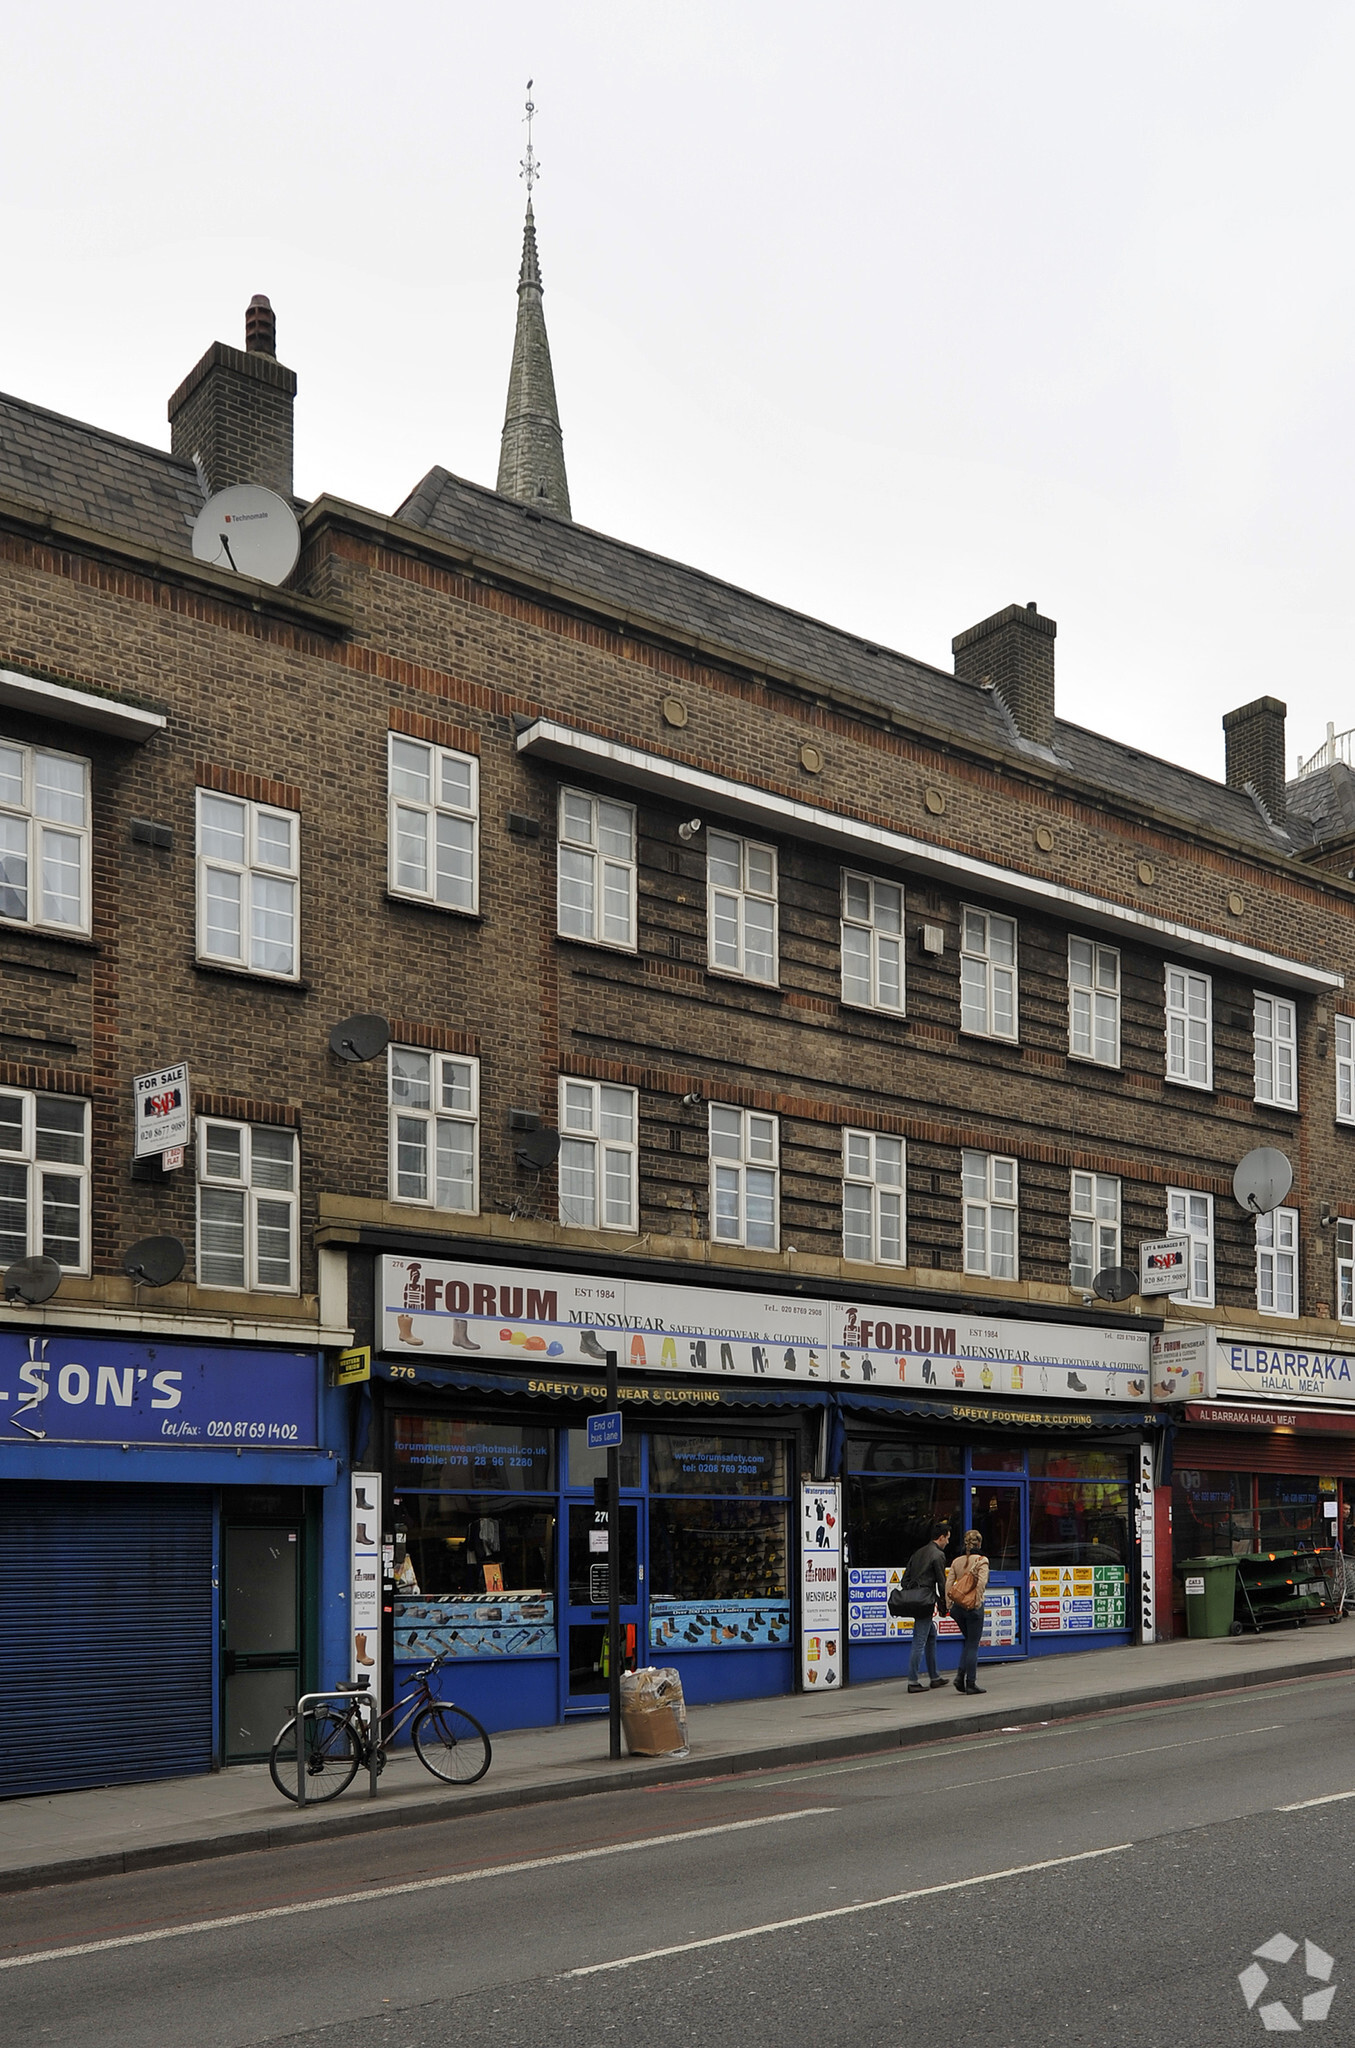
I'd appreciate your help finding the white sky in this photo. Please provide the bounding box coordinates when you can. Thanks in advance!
[4,3,1353,780]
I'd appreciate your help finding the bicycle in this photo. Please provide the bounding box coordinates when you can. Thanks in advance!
[269,1651,492,1803]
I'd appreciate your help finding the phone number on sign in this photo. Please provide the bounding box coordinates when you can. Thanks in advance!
[205,1421,301,1440]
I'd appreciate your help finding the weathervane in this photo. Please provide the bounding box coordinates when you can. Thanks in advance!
[520,80,540,198]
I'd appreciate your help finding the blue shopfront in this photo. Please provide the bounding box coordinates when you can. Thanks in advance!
[0,1327,350,1799]
[381,1364,809,1731]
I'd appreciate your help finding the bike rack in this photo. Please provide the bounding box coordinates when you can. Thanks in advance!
[293,1683,381,1807]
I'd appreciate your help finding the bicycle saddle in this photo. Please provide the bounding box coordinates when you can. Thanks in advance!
[335,1678,369,1693]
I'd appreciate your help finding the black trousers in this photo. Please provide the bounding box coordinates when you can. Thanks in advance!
[949,1602,984,1688]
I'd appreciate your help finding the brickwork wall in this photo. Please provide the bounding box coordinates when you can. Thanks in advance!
[2,501,1354,1331]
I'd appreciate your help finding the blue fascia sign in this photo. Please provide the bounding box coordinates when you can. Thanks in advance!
[587,1410,623,1449]
[1,1332,320,1447]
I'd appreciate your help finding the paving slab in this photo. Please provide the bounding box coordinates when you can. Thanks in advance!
[3,1624,1353,1892]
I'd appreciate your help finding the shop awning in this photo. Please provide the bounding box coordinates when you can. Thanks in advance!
[373,1359,1156,1429]
[373,1358,834,1412]
[836,1389,1159,1431]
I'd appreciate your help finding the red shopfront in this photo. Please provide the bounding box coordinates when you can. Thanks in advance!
[1165,1401,1355,1634]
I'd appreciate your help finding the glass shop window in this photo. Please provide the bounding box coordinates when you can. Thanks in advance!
[392,1494,557,1601]
[1028,1481,1131,1568]
[391,1416,555,1492]
[647,1499,789,1603]
[1171,1470,1254,1558]
[847,1439,964,1477]
[1257,1474,1324,1552]
[564,1426,641,1490]
[1028,1447,1130,1480]
[969,1443,1026,1472]
[845,1473,965,1567]
[648,1434,787,1497]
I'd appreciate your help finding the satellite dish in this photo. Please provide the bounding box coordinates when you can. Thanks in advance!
[3,1255,61,1305]
[122,1236,187,1287]
[515,1127,562,1171]
[1233,1147,1294,1215]
[329,1014,391,1064]
[1092,1266,1138,1303]
[192,484,301,585]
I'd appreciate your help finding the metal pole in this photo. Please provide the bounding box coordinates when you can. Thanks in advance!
[606,1349,622,1761]
[297,1701,306,1809]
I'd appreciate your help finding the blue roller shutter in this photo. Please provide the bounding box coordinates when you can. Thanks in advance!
[0,1482,214,1798]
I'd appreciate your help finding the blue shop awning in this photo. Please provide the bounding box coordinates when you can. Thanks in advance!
[373,1358,833,1412]
[373,1359,1156,1430]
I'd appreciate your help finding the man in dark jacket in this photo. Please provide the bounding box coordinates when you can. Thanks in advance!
[905,1521,952,1692]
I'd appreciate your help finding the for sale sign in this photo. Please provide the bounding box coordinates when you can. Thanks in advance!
[134,1062,190,1158]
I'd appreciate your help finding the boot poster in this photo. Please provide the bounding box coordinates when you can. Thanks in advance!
[380,1256,1149,1402]
[800,1480,841,1690]
[351,1470,382,1698]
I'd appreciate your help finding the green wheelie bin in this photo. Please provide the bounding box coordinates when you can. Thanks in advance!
[1181,1555,1239,1638]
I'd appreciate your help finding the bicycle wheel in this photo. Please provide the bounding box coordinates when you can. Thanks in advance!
[412,1703,492,1785]
[269,1708,361,1803]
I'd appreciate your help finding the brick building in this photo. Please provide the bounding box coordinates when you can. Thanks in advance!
[3,203,1355,1790]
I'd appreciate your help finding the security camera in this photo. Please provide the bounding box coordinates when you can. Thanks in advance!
[682,1092,704,1107]
[677,818,703,842]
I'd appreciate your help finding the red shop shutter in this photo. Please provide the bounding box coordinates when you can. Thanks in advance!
[1175,1430,1355,1478]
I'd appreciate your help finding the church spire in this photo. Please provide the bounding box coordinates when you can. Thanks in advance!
[496,85,571,519]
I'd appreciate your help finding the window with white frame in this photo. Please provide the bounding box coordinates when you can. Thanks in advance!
[557,789,636,949]
[707,832,777,983]
[960,908,1017,1040]
[388,735,478,912]
[1167,1188,1215,1306]
[1337,1016,1355,1125]
[197,1121,298,1292]
[0,739,89,934]
[196,791,299,978]
[841,873,904,1013]
[1256,1206,1298,1318]
[559,1079,638,1230]
[1338,1220,1354,1324]
[1254,993,1298,1108]
[962,1149,1018,1280]
[1165,965,1211,1089]
[842,1130,905,1265]
[709,1105,778,1249]
[388,1048,478,1213]
[1070,1172,1120,1290]
[0,1089,88,1271]
[1068,937,1120,1066]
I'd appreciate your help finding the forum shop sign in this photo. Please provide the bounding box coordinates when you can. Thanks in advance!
[381,1257,1150,1402]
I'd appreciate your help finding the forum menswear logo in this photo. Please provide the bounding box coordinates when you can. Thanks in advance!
[1239,1933,1336,2030]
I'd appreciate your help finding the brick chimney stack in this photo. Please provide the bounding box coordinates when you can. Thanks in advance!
[168,295,296,499]
[953,601,1057,748]
[1223,696,1287,827]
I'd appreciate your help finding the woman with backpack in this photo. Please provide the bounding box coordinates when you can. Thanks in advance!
[946,1529,990,1695]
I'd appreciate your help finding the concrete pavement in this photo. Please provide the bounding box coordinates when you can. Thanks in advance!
[4,1622,1352,1892]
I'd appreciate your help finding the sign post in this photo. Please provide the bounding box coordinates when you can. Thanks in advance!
[604,1352,622,1761]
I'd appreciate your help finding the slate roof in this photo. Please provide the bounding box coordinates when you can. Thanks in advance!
[0,383,1327,862]
[1286,761,1355,849]
[0,391,202,559]
[397,465,1292,857]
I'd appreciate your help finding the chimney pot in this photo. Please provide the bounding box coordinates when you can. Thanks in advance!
[1223,696,1287,828]
[245,294,276,357]
[953,602,1057,748]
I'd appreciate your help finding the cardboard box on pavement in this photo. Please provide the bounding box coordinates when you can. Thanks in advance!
[620,1666,689,1757]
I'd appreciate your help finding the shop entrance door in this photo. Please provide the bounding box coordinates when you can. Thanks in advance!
[223,1524,301,1760]
[965,1481,1027,1659]
[563,1499,643,1712]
